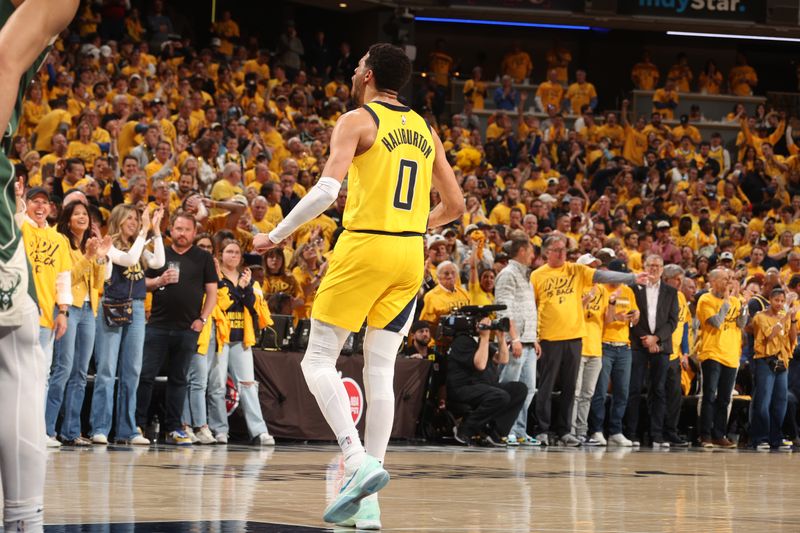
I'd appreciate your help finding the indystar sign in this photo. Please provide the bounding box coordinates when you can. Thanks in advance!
[622,0,765,21]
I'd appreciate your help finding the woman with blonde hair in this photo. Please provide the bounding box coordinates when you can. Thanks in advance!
[89,204,164,445]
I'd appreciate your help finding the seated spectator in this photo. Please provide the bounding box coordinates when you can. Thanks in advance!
[419,261,471,337]
[402,320,434,359]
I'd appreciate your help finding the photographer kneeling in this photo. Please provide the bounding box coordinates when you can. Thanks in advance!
[447,316,527,446]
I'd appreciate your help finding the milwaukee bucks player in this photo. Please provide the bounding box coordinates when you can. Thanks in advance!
[0,1,78,531]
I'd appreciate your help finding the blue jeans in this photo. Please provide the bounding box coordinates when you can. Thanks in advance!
[588,344,631,436]
[90,299,146,440]
[208,342,268,439]
[499,343,537,437]
[700,359,738,440]
[39,305,58,398]
[182,322,216,427]
[750,358,789,447]
[46,302,96,440]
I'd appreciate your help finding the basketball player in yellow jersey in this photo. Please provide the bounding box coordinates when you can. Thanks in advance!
[253,43,464,528]
[0,1,78,532]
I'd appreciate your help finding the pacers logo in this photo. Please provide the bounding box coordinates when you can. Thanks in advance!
[342,377,364,425]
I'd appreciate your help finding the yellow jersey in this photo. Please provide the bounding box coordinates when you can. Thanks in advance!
[344,101,434,234]
[582,285,606,357]
[602,284,638,345]
[671,290,690,361]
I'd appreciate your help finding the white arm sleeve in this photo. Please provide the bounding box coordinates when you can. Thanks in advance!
[56,271,73,306]
[143,236,166,269]
[107,236,147,268]
[268,177,341,244]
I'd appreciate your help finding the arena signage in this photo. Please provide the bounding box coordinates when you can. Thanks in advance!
[448,0,584,12]
[621,0,765,22]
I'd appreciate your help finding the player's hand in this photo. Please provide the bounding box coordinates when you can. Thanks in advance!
[635,272,650,285]
[54,313,68,340]
[253,233,280,254]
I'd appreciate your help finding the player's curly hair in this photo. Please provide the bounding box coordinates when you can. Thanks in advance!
[366,43,411,93]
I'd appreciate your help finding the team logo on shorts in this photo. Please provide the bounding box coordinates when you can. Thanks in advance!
[342,377,364,425]
[0,272,21,311]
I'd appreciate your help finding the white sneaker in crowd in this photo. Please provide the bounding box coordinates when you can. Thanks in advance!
[46,436,62,448]
[215,433,228,444]
[128,434,151,446]
[91,434,108,445]
[183,426,199,444]
[607,433,633,447]
[257,433,276,446]
[195,426,216,445]
[585,432,607,446]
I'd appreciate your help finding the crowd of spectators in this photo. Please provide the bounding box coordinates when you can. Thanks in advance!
[13,1,800,450]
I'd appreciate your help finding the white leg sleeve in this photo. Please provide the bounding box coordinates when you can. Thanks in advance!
[301,319,365,472]
[362,326,405,465]
[0,298,46,533]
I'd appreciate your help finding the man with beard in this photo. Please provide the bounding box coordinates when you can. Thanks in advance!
[137,214,218,446]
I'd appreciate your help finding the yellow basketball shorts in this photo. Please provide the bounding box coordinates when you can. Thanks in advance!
[312,231,423,333]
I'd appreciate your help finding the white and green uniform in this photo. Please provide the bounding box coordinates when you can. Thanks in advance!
[0,0,49,326]
[0,2,55,532]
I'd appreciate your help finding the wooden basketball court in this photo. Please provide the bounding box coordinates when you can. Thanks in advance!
[37,443,799,532]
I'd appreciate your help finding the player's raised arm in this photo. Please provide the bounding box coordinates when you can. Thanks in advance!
[0,0,79,137]
[252,109,370,253]
[427,127,465,229]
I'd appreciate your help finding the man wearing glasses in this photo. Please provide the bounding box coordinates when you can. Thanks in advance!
[531,234,648,446]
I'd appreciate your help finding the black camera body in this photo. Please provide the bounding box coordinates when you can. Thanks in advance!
[438,304,510,338]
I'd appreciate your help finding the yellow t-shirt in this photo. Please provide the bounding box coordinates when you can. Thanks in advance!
[263,203,284,227]
[419,285,471,331]
[488,202,526,226]
[565,82,596,115]
[729,65,757,96]
[531,262,596,341]
[462,79,487,110]
[536,81,564,112]
[21,222,73,329]
[33,109,72,152]
[145,160,180,183]
[631,62,660,90]
[501,51,532,83]
[468,279,494,307]
[623,125,648,166]
[652,89,678,120]
[602,284,638,345]
[696,293,743,368]
[66,140,102,171]
[581,285,606,357]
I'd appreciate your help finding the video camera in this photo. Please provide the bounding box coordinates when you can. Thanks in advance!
[438,305,510,338]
